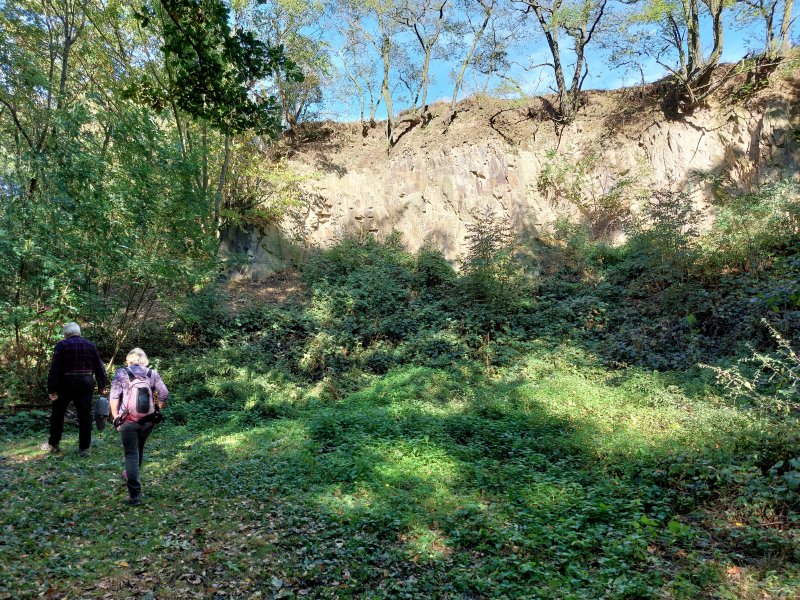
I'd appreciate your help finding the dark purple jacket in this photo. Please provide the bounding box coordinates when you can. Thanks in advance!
[47,335,108,393]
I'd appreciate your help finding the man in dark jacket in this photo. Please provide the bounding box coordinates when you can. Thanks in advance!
[42,322,108,456]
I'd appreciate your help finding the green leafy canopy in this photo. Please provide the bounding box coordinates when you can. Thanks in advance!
[132,0,304,135]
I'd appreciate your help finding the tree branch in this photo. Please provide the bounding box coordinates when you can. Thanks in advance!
[0,97,34,150]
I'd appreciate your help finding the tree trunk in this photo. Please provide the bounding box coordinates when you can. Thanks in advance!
[418,48,432,116]
[379,32,394,145]
[340,49,366,125]
[532,3,569,119]
[201,124,208,192]
[706,0,724,67]
[214,134,231,238]
[682,0,702,74]
[779,0,794,55]
[449,7,491,124]
[763,1,776,57]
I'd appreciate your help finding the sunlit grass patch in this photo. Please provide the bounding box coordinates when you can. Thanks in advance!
[2,343,798,598]
[0,438,49,464]
[402,525,453,562]
[512,355,759,464]
[346,365,472,407]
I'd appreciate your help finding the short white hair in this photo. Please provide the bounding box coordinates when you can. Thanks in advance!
[63,322,81,338]
[125,347,149,367]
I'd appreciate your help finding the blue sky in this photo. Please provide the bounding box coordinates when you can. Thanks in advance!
[321,4,799,121]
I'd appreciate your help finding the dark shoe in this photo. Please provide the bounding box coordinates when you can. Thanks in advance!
[78,449,90,457]
[120,469,128,482]
[127,496,141,506]
[40,442,60,453]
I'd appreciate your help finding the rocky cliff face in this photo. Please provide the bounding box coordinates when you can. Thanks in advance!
[224,73,800,278]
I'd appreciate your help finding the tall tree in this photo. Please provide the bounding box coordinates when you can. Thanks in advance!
[337,0,402,144]
[394,0,449,122]
[777,0,795,53]
[737,0,796,57]
[516,0,610,123]
[133,0,302,136]
[630,0,728,115]
[243,0,331,130]
[335,24,383,132]
[447,0,499,123]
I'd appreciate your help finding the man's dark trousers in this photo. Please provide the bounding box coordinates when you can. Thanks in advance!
[49,374,94,450]
[120,421,154,498]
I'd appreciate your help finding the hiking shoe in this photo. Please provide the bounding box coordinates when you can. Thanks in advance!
[120,469,128,482]
[78,449,90,457]
[40,442,60,453]
[127,496,141,506]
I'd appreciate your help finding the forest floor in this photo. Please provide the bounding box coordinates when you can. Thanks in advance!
[2,345,799,599]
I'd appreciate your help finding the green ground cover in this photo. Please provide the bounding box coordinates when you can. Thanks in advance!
[3,185,800,598]
[2,346,798,599]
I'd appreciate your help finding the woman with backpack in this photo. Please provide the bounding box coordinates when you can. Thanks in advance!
[109,348,169,506]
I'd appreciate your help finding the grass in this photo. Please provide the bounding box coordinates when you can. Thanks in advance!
[1,346,799,599]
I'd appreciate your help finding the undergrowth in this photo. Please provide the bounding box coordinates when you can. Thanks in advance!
[2,186,800,598]
[2,345,798,598]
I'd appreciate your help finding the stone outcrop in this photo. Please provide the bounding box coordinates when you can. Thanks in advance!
[223,78,800,278]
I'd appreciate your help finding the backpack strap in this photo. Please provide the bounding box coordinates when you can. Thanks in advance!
[118,368,134,421]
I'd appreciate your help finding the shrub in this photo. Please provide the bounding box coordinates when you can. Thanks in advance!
[705,319,800,414]
[172,286,230,346]
[460,208,525,309]
[0,410,49,435]
[415,246,457,292]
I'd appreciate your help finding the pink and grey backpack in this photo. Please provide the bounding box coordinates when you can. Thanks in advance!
[120,368,155,423]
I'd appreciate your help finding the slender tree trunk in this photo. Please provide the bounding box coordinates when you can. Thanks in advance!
[275,73,295,129]
[532,4,569,117]
[763,2,776,57]
[379,33,394,144]
[214,134,231,238]
[353,76,366,125]
[368,86,380,124]
[669,14,689,79]
[163,62,189,160]
[201,123,208,192]
[170,99,187,158]
[340,49,366,125]
[779,0,794,54]
[706,0,724,67]
[58,37,72,104]
[419,48,432,116]
[565,29,587,120]
[449,8,491,124]
[682,0,702,73]
[409,16,444,119]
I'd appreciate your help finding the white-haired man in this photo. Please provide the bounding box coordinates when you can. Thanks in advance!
[43,322,108,455]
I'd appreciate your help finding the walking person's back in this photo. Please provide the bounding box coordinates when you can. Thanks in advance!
[110,348,169,506]
[42,322,108,456]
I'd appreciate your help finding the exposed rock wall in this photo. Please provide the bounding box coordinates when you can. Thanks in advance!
[224,80,800,278]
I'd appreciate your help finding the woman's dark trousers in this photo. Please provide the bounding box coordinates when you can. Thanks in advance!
[49,374,94,450]
[119,421,154,499]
